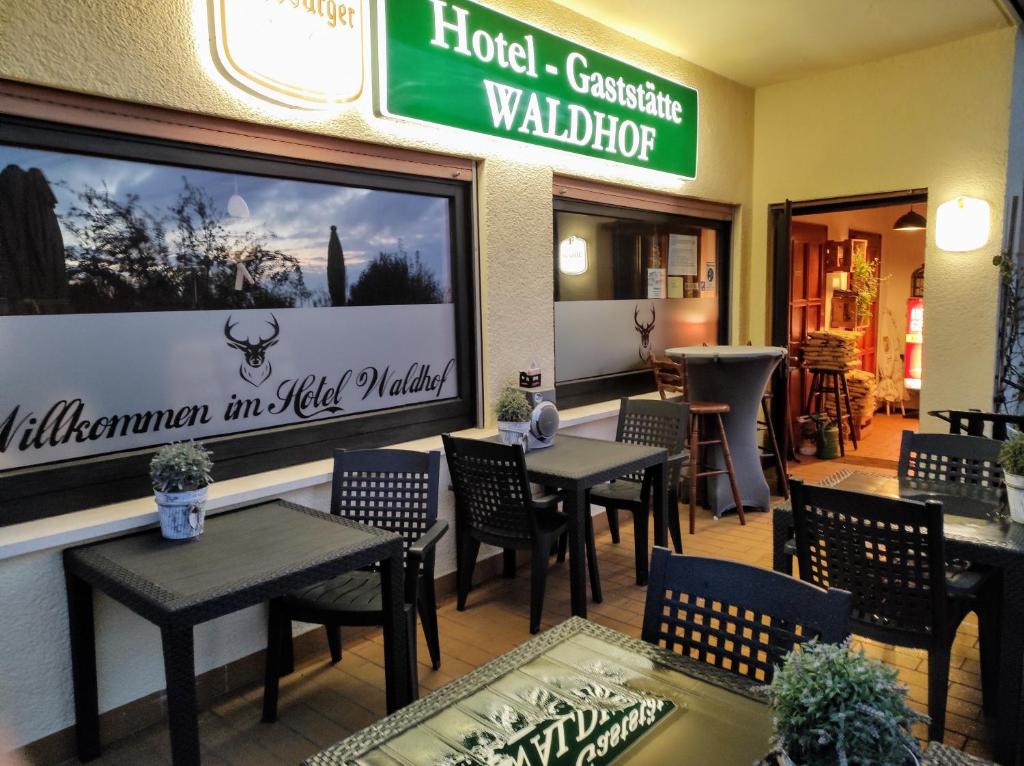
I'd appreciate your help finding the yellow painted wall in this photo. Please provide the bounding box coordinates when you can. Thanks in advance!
[752,27,1020,427]
[0,0,755,423]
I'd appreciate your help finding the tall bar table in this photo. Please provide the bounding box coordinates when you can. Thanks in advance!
[665,345,786,517]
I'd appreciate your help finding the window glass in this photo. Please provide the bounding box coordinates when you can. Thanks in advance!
[0,140,463,474]
[554,207,721,384]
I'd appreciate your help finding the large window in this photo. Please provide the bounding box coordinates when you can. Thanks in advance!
[0,118,475,524]
[554,199,730,406]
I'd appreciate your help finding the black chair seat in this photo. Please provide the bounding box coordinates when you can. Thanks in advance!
[945,567,989,596]
[590,479,643,504]
[287,571,384,615]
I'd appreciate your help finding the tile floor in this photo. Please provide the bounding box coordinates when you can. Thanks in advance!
[52,413,996,765]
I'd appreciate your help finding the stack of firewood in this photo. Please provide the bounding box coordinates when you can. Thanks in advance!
[824,369,878,425]
[802,330,863,370]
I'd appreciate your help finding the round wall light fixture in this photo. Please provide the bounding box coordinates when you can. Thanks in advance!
[936,196,990,252]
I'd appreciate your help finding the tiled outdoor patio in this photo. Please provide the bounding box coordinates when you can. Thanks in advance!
[55,429,994,766]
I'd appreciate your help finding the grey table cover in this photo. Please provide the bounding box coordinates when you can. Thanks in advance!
[665,345,786,517]
[63,500,409,766]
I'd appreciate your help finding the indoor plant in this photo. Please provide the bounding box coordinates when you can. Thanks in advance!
[766,640,926,766]
[999,432,1024,523]
[150,441,213,540]
[496,386,532,449]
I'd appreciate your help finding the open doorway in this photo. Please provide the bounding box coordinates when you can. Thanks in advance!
[770,191,927,468]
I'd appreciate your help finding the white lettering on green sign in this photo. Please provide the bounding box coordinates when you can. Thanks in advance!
[375,0,699,177]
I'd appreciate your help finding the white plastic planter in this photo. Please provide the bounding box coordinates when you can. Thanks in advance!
[155,487,209,540]
[1005,473,1024,524]
[497,420,530,450]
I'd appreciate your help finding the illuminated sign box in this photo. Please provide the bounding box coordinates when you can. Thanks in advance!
[374,0,699,177]
[209,0,365,110]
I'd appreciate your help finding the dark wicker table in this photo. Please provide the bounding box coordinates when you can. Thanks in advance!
[516,435,669,615]
[773,469,1024,766]
[304,616,774,766]
[63,499,409,766]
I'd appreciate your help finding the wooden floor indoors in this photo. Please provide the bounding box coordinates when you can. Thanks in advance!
[53,413,995,765]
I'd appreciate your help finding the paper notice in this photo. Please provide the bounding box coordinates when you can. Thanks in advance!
[647,268,666,299]
[668,234,698,276]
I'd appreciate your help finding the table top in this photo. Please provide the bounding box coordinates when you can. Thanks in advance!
[666,345,786,361]
[507,435,667,487]
[64,500,401,625]
[304,617,773,766]
[779,469,1024,560]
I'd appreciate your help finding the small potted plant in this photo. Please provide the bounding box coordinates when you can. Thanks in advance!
[150,441,213,540]
[496,386,532,449]
[766,640,926,766]
[999,432,1024,523]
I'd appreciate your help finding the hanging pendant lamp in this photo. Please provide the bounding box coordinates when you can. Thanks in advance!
[893,202,926,231]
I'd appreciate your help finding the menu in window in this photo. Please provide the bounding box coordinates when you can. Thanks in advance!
[668,234,698,276]
[647,268,666,299]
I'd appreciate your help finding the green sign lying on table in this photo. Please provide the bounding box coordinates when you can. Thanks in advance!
[373,0,699,177]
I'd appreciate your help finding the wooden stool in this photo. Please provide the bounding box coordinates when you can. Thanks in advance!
[758,391,790,498]
[805,367,858,456]
[687,402,746,534]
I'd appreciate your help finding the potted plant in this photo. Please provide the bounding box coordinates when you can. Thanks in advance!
[496,386,532,449]
[150,441,213,540]
[766,640,926,766]
[999,432,1024,523]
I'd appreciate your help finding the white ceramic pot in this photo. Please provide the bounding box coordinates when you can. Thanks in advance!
[1005,472,1024,524]
[497,420,530,450]
[155,487,208,540]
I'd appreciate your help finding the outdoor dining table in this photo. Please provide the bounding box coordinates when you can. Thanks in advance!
[303,616,774,765]
[772,469,1024,766]
[63,499,410,766]
[302,616,993,766]
[665,345,786,518]
[495,434,669,615]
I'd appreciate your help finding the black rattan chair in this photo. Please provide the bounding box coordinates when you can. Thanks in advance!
[898,430,1005,489]
[589,398,689,585]
[262,449,446,719]
[641,547,851,683]
[790,478,1000,742]
[443,434,600,634]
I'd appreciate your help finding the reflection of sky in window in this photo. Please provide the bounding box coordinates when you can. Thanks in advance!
[0,146,452,305]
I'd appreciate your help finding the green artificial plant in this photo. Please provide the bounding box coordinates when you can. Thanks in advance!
[999,432,1024,476]
[767,640,926,766]
[150,441,213,493]
[495,386,532,423]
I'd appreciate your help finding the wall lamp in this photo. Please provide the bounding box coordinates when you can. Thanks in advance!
[936,196,990,252]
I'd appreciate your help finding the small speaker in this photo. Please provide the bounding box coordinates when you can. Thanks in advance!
[518,386,556,408]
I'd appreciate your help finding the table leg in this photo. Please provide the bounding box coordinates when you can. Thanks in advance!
[381,547,411,713]
[993,563,1024,765]
[772,511,794,574]
[65,568,101,762]
[160,623,199,766]
[566,486,588,619]
[652,459,668,550]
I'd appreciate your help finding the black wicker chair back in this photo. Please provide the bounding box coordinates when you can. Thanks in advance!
[331,449,441,560]
[642,547,851,683]
[791,478,946,647]
[442,435,536,544]
[898,430,1005,489]
[614,397,689,484]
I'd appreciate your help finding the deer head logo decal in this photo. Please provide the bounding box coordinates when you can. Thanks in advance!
[634,304,656,362]
[225,314,280,387]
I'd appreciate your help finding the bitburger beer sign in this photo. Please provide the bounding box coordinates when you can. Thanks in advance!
[374,0,699,177]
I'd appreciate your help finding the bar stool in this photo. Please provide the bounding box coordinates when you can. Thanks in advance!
[650,353,746,532]
[805,367,858,456]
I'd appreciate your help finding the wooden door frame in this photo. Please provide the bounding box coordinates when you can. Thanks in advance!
[768,189,927,464]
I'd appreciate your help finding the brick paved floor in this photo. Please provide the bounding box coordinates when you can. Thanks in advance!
[55,446,995,764]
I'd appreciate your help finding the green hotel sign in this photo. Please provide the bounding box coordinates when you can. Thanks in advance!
[374,0,699,177]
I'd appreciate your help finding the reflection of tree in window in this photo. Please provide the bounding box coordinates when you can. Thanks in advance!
[347,243,442,306]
